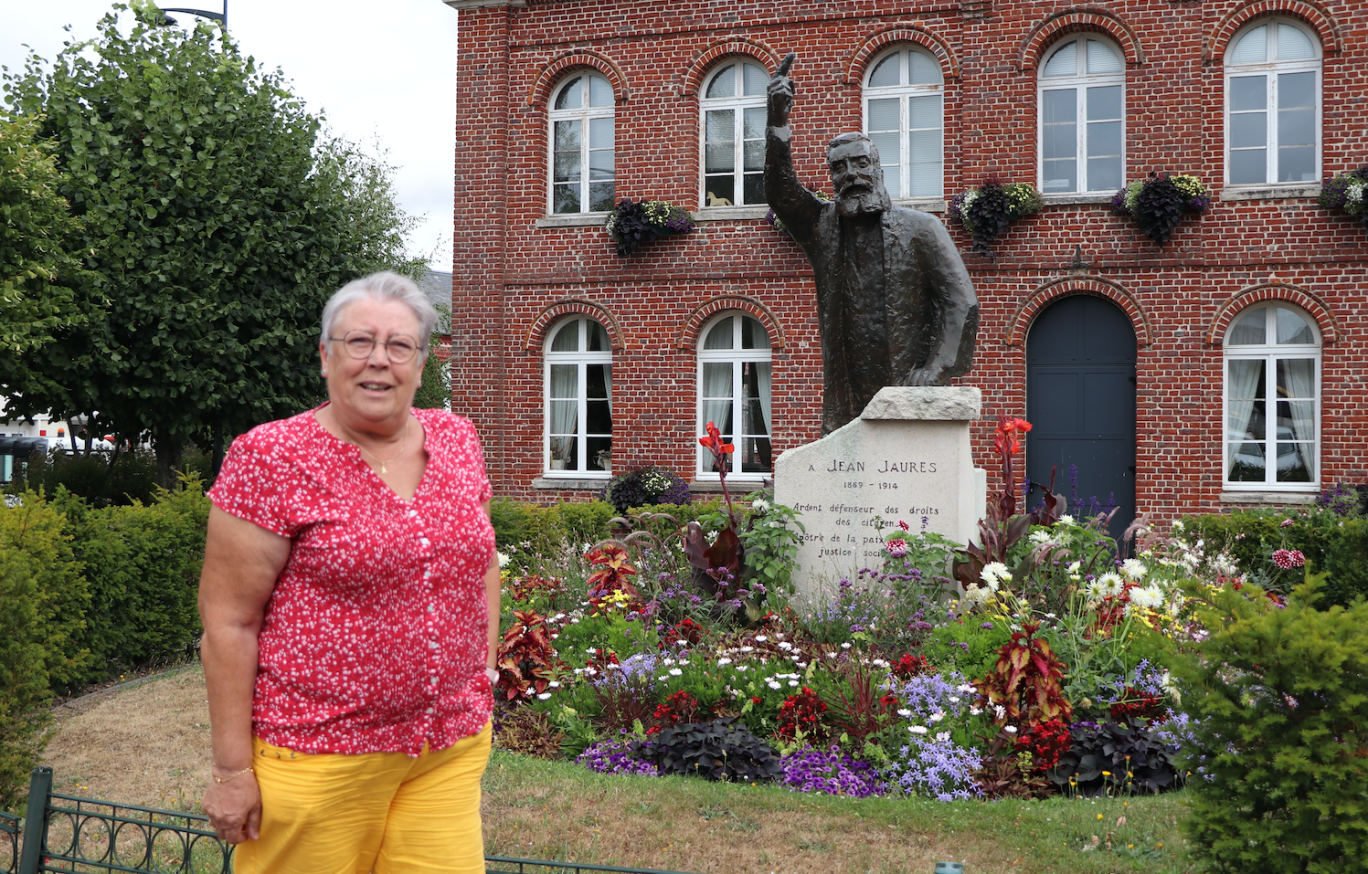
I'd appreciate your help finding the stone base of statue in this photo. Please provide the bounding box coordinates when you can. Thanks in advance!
[774,386,987,603]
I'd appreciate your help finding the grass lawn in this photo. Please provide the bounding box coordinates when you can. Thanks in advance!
[38,667,1198,874]
[482,751,1196,874]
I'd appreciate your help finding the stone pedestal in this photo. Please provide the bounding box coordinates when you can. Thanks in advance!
[774,386,987,601]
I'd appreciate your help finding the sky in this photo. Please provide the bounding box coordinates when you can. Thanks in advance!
[0,0,460,272]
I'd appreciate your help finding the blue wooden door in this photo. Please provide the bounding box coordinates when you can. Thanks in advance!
[1026,295,1137,546]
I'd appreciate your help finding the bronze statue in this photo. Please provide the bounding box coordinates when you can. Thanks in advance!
[765,53,979,434]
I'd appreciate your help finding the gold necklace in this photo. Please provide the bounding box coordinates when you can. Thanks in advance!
[355,417,409,475]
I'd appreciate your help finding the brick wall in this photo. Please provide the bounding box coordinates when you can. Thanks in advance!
[449,0,1368,523]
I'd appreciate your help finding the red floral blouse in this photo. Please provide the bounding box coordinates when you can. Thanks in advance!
[208,406,495,756]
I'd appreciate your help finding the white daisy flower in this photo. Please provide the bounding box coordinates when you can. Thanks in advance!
[717,658,733,666]
[910,725,929,735]
[668,668,682,676]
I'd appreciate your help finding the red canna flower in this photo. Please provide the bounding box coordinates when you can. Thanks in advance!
[699,420,735,457]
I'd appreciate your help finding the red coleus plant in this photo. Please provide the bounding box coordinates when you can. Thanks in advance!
[510,573,565,603]
[1014,716,1072,773]
[972,621,1073,726]
[1109,687,1168,724]
[496,609,560,702]
[777,686,831,743]
[585,543,646,614]
[891,653,934,680]
[662,617,704,647]
[647,690,704,735]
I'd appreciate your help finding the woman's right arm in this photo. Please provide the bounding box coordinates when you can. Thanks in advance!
[198,505,291,844]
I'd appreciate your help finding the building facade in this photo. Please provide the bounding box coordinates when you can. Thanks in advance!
[447,0,1368,529]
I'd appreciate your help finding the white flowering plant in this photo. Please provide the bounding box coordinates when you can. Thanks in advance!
[948,180,1043,257]
[1317,167,1368,229]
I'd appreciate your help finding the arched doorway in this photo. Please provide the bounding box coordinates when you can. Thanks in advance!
[1026,295,1137,545]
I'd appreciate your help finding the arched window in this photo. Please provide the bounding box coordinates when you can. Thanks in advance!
[545,316,612,475]
[1224,303,1320,488]
[863,46,944,199]
[1225,19,1321,186]
[698,313,772,477]
[1038,36,1125,195]
[700,59,769,208]
[549,72,615,214]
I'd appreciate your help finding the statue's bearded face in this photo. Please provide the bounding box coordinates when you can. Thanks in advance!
[828,138,892,217]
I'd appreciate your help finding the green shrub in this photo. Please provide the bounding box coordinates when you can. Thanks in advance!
[1185,511,1367,608]
[1176,574,1368,872]
[9,449,160,507]
[0,493,91,810]
[491,498,724,573]
[66,480,211,682]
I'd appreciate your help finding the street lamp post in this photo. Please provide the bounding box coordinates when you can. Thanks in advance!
[159,0,227,29]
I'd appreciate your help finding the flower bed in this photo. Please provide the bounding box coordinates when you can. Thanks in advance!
[490,419,1366,868]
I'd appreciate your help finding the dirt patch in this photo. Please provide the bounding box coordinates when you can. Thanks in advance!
[42,665,212,813]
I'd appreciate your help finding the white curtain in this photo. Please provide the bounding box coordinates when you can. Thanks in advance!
[1279,357,1316,475]
[702,362,733,471]
[550,364,578,464]
[755,362,772,438]
[1226,358,1264,477]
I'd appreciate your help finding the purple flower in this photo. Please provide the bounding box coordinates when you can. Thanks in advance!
[779,746,884,797]
[577,737,658,776]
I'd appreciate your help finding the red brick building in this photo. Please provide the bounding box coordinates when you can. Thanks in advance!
[446,0,1367,530]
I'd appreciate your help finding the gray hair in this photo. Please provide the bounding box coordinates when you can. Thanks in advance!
[320,271,439,362]
[828,131,881,163]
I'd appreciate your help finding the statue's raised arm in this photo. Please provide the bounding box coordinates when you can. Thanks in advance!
[764,52,823,244]
[766,52,796,130]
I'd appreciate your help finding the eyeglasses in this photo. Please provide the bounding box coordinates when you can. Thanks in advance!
[328,331,421,364]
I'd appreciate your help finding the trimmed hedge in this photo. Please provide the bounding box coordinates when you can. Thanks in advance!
[1184,510,1368,608]
[64,484,210,682]
[491,498,727,572]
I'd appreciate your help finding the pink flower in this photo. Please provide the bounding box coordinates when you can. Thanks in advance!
[887,538,909,558]
[1271,549,1305,569]
[1280,518,1295,529]
[898,519,911,531]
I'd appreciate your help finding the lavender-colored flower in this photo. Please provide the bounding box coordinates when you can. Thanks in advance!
[779,746,884,797]
[882,735,982,801]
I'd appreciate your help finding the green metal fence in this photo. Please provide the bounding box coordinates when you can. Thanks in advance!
[6,769,698,874]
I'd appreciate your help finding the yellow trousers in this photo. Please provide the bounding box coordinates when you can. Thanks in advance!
[234,722,491,874]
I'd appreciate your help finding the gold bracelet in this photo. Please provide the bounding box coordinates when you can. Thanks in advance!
[212,765,255,784]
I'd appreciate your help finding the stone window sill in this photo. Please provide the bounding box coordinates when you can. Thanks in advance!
[1219,184,1321,202]
[690,478,769,495]
[894,198,947,213]
[690,206,770,222]
[534,212,609,229]
[1041,193,1115,206]
[532,476,610,490]
[1220,490,1318,505]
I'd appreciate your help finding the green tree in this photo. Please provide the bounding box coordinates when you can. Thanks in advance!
[2,4,425,485]
[0,113,90,391]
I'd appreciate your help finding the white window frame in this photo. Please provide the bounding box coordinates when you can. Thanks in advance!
[1037,35,1126,195]
[862,45,945,200]
[696,313,773,480]
[548,72,615,215]
[544,316,613,477]
[1222,303,1321,491]
[1224,18,1321,189]
[699,60,769,209]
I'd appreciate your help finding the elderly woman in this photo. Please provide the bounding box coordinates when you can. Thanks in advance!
[198,271,499,874]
